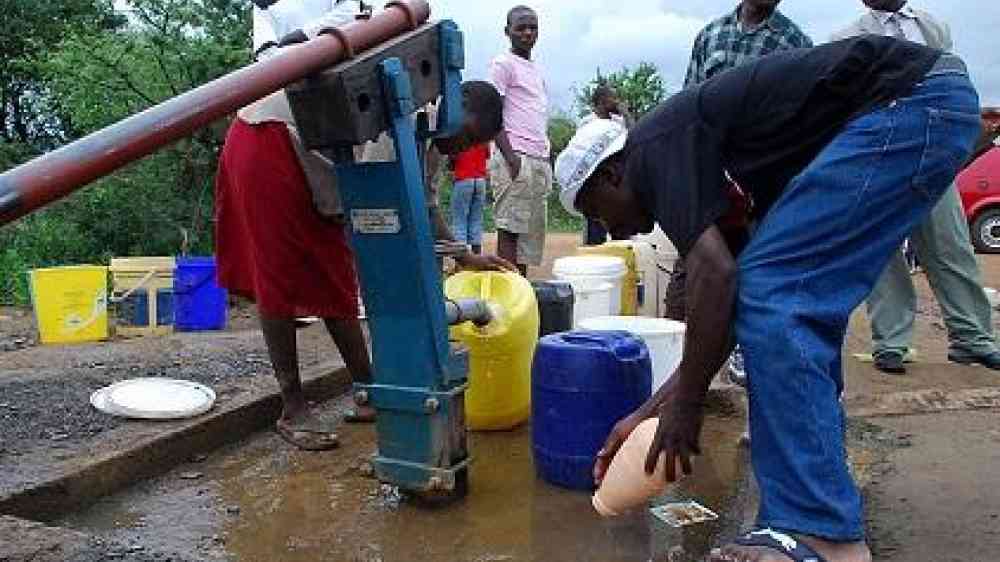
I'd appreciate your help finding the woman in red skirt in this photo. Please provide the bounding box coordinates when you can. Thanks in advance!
[215,80,506,450]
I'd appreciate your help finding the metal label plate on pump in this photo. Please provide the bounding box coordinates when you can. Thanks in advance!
[352,208,401,234]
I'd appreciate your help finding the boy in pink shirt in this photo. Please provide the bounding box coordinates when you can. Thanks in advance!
[489,5,552,275]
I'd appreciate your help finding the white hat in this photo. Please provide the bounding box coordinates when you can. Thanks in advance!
[554,119,628,217]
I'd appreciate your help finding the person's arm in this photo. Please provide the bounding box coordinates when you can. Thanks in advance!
[594,224,737,482]
[938,18,954,52]
[683,31,705,89]
[424,142,515,272]
[423,143,454,241]
[794,27,814,48]
[487,56,521,180]
[495,130,521,180]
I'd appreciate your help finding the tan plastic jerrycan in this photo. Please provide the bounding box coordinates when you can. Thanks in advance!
[592,418,686,517]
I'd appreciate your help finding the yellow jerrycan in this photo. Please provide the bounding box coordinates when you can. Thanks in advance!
[444,271,539,431]
[576,242,640,315]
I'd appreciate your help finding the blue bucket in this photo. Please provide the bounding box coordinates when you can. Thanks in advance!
[173,257,227,332]
[118,289,174,328]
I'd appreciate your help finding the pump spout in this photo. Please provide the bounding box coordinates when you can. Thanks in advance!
[445,299,494,327]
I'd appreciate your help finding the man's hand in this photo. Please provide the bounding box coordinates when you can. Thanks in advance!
[593,225,737,486]
[455,253,518,272]
[645,378,706,482]
[277,29,308,47]
[593,404,655,484]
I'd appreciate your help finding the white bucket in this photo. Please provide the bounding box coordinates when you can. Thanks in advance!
[553,256,628,315]
[579,316,686,393]
[568,281,614,327]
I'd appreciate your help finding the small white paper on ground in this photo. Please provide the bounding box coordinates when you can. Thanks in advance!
[650,501,719,528]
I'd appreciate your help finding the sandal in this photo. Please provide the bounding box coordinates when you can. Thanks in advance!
[275,417,340,451]
[726,529,829,562]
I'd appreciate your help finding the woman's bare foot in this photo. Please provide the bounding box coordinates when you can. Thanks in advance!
[709,530,871,562]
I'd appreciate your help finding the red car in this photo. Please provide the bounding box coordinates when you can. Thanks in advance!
[959,146,1000,253]
[958,109,1000,254]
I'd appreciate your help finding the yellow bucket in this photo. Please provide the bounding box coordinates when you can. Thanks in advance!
[576,242,640,315]
[445,271,539,431]
[109,257,176,337]
[29,266,109,345]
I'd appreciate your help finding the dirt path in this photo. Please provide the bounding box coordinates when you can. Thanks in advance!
[1,240,999,561]
[864,411,1000,561]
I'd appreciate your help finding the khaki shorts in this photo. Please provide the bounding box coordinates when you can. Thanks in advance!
[491,153,552,266]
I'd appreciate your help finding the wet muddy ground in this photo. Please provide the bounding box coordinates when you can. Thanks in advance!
[3,245,998,561]
[60,395,761,562]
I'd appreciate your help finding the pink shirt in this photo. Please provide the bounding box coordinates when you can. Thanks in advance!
[488,52,550,159]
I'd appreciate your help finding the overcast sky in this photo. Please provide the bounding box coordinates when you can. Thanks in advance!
[429,1,1000,114]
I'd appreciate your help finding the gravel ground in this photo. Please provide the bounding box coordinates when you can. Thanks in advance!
[0,346,272,458]
[0,300,343,461]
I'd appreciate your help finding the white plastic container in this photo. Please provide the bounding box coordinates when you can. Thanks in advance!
[553,256,628,315]
[568,281,614,327]
[579,316,686,393]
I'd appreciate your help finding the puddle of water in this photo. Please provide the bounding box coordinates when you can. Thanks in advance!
[62,405,754,562]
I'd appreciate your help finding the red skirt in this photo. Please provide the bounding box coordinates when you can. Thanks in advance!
[214,119,359,318]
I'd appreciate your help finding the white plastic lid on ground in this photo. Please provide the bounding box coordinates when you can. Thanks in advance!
[90,378,216,420]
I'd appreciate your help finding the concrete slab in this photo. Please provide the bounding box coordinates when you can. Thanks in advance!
[0,361,350,522]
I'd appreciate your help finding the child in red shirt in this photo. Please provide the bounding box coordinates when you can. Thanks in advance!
[450,143,490,254]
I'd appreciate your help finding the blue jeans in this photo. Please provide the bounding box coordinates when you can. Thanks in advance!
[450,178,486,246]
[735,72,980,541]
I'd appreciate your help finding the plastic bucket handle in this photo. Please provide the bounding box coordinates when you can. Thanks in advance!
[175,270,215,294]
[109,270,156,304]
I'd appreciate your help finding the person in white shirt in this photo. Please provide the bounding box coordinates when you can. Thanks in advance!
[579,84,631,129]
[252,0,367,60]
[833,2,1000,374]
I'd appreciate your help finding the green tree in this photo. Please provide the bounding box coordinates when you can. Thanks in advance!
[547,112,577,159]
[0,0,121,153]
[575,62,668,120]
[546,112,583,232]
[0,0,251,304]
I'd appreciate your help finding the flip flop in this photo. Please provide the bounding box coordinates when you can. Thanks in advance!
[722,528,829,562]
[275,417,340,451]
[343,407,377,424]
